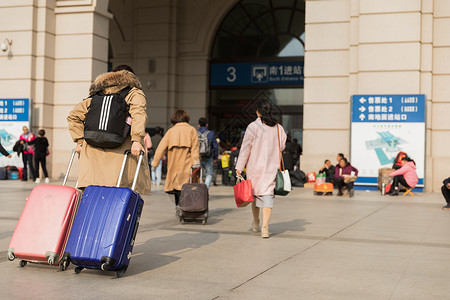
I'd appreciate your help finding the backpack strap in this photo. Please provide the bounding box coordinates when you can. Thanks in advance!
[118,86,132,99]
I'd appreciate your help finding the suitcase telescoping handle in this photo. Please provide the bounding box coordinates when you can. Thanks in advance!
[189,166,203,184]
[62,149,77,187]
[117,150,145,191]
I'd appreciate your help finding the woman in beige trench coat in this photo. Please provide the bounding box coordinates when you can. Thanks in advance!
[67,65,151,195]
[151,110,200,207]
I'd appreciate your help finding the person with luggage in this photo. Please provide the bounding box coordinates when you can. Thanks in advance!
[335,157,358,197]
[149,127,164,186]
[27,129,50,183]
[387,157,418,196]
[67,65,151,195]
[151,110,200,207]
[235,99,287,239]
[19,126,36,181]
[318,159,335,184]
[197,117,218,188]
[441,177,450,210]
[0,140,11,157]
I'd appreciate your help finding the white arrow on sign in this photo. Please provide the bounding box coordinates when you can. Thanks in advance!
[359,106,366,113]
[359,113,366,121]
[359,97,367,104]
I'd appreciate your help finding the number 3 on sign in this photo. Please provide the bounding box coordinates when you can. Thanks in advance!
[226,66,236,82]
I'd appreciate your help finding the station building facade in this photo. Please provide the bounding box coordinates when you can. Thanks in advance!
[0,0,448,191]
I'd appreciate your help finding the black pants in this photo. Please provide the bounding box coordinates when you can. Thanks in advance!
[389,175,410,193]
[168,190,181,206]
[335,177,354,191]
[442,185,450,205]
[22,153,36,180]
[34,154,48,178]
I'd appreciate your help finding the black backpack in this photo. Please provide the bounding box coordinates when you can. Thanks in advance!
[84,87,131,148]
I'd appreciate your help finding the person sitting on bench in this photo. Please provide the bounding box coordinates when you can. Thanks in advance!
[387,157,418,196]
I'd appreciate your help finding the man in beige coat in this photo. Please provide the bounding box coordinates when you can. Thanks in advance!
[151,110,200,206]
[67,66,151,195]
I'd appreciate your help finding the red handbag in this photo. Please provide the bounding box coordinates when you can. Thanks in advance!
[233,176,254,207]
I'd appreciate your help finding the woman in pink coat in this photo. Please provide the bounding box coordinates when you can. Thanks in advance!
[388,157,418,196]
[236,100,287,238]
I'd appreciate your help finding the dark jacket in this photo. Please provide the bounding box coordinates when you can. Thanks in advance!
[198,126,218,160]
[335,163,358,179]
[444,177,450,187]
[319,165,335,183]
[0,141,9,157]
[28,137,49,156]
[282,141,295,171]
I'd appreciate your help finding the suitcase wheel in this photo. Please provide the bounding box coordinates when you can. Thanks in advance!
[115,266,127,278]
[74,266,84,274]
[59,260,70,271]
[7,252,15,261]
[101,263,108,271]
[19,260,27,268]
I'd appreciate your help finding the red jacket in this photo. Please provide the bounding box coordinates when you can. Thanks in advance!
[19,133,35,155]
[389,161,418,188]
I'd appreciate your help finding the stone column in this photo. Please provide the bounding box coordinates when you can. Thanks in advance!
[52,0,111,179]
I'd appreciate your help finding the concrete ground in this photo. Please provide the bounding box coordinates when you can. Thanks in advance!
[1,179,449,299]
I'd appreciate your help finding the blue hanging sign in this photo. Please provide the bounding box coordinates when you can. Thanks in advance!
[0,98,30,122]
[352,95,425,123]
[210,61,304,87]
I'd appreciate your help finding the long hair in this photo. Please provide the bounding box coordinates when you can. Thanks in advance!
[256,99,278,127]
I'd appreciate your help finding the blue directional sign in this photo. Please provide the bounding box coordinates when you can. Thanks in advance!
[352,95,425,123]
[0,98,30,122]
[210,61,304,87]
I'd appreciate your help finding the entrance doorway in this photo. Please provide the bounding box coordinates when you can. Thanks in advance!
[209,0,305,148]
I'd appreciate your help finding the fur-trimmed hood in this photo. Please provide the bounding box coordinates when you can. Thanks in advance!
[89,70,142,95]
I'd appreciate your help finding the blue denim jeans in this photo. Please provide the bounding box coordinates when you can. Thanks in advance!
[150,157,162,185]
[201,157,213,188]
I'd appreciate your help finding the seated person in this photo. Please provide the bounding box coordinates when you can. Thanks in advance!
[336,153,344,167]
[387,157,418,196]
[319,159,335,183]
[441,177,450,210]
[335,157,358,197]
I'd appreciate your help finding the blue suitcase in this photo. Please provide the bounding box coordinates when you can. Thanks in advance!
[63,150,144,278]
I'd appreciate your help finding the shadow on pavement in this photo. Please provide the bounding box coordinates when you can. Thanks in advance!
[127,231,220,276]
[269,219,310,236]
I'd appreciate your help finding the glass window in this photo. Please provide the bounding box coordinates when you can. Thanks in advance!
[211,0,305,59]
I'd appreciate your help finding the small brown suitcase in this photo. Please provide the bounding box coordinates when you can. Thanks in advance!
[179,167,209,224]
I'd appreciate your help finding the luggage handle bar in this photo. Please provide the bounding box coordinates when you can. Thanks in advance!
[62,149,78,187]
[117,150,144,191]
[190,166,203,184]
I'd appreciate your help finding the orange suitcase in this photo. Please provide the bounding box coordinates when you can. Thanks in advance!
[313,183,333,195]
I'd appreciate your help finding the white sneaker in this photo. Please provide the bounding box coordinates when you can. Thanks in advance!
[44,178,49,183]
[35,178,40,183]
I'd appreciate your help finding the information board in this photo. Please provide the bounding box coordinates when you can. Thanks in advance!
[351,95,425,188]
[210,61,304,87]
[0,98,31,167]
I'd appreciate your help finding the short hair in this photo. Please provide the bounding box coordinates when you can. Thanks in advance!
[324,159,330,164]
[171,110,190,125]
[38,129,45,136]
[198,117,207,127]
[338,153,344,159]
[112,64,135,74]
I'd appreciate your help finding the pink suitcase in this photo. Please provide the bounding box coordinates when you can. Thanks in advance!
[7,150,79,270]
